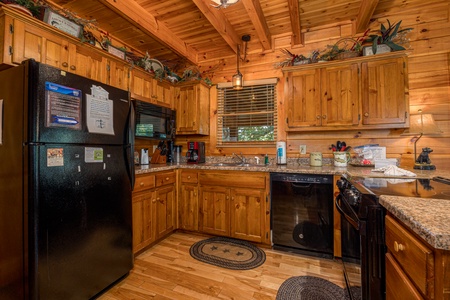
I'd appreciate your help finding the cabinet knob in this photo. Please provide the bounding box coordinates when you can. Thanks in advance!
[152,199,156,203]
[322,115,326,119]
[316,115,321,119]
[62,62,68,67]
[140,182,144,186]
[364,112,369,117]
[394,241,405,252]
[165,177,169,181]
[70,65,76,71]
[194,193,197,196]
[187,175,191,179]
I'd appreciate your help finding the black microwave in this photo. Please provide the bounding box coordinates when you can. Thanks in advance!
[132,100,176,140]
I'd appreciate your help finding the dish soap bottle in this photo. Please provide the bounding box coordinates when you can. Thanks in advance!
[264,154,269,165]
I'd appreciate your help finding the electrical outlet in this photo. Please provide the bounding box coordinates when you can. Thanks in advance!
[300,145,306,154]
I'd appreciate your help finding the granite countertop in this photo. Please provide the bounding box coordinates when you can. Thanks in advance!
[134,162,450,251]
[379,196,450,250]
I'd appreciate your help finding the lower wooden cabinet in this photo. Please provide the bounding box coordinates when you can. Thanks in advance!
[385,214,434,299]
[179,170,199,231]
[132,170,176,254]
[197,171,270,244]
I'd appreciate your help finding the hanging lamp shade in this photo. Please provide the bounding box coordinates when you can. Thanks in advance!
[232,44,243,90]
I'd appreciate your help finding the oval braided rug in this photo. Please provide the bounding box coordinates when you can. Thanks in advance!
[189,236,266,270]
[276,276,361,300]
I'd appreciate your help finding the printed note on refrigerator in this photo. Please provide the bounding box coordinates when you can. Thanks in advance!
[86,85,114,135]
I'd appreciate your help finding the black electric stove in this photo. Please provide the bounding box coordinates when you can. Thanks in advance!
[351,176,450,200]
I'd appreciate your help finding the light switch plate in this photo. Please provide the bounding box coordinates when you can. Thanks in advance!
[300,145,306,154]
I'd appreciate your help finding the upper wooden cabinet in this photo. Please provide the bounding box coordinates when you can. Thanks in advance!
[283,52,409,131]
[107,57,130,91]
[285,64,359,128]
[175,81,210,135]
[361,57,408,126]
[129,67,174,108]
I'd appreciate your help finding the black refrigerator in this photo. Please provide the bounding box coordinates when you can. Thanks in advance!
[0,60,134,299]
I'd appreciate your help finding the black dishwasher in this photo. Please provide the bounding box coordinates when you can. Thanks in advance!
[271,173,334,258]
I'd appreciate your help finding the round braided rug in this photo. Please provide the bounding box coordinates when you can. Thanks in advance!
[189,236,265,270]
[276,276,354,300]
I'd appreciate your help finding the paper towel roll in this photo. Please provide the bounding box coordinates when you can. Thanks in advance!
[276,141,287,164]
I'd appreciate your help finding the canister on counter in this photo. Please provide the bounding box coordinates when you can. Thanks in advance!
[310,152,322,167]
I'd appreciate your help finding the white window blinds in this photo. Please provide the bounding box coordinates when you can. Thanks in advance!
[217,79,277,145]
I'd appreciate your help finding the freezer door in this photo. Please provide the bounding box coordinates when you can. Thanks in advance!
[26,60,130,145]
[28,144,132,300]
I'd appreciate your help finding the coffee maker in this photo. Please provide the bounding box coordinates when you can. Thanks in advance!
[186,141,205,163]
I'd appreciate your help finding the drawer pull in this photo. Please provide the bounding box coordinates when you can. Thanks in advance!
[394,241,405,252]
[188,175,191,179]
[165,177,169,181]
[140,182,144,186]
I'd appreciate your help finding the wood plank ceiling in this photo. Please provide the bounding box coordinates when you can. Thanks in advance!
[48,0,412,67]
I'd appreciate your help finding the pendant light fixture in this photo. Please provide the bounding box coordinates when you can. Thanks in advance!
[232,44,243,90]
[232,35,250,90]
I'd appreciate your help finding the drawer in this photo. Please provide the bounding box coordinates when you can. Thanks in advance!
[156,171,176,187]
[199,171,266,189]
[181,171,198,183]
[134,174,156,192]
[385,215,434,297]
[385,253,424,300]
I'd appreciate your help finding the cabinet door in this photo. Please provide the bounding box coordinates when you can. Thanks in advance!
[153,79,173,108]
[132,191,155,253]
[154,184,176,239]
[69,44,108,84]
[130,67,153,102]
[285,69,321,127]
[199,185,229,236]
[230,188,266,243]
[179,183,198,231]
[11,19,69,66]
[361,57,408,125]
[176,84,198,133]
[321,64,359,126]
[108,58,130,90]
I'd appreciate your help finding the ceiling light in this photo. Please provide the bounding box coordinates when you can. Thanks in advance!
[211,0,239,9]
[232,44,243,90]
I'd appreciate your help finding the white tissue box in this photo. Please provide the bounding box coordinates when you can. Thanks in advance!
[374,159,398,169]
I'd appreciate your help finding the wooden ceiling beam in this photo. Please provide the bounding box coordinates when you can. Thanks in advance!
[356,0,379,33]
[241,0,272,51]
[191,0,241,54]
[96,0,198,64]
[287,0,303,47]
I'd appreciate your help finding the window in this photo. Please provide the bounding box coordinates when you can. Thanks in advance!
[217,79,277,145]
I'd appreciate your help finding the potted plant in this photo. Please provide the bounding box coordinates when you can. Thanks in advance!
[0,0,44,18]
[364,19,412,55]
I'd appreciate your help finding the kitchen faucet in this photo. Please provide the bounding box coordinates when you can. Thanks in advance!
[232,152,246,164]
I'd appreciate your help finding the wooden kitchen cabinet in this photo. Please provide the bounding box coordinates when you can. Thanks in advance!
[130,67,153,101]
[284,64,359,128]
[175,81,210,135]
[283,52,409,131]
[132,173,156,254]
[107,57,130,90]
[198,171,270,244]
[361,56,408,127]
[154,171,176,239]
[152,79,173,108]
[132,170,176,254]
[0,9,108,83]
[179,170,199,231]
[385,214,434,299]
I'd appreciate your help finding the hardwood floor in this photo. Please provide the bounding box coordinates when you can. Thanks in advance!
[99,232,359,299]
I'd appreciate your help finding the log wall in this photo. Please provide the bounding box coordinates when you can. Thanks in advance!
[182,0,450,168]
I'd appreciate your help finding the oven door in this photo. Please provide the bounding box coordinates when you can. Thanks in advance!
[335,193,362,300]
